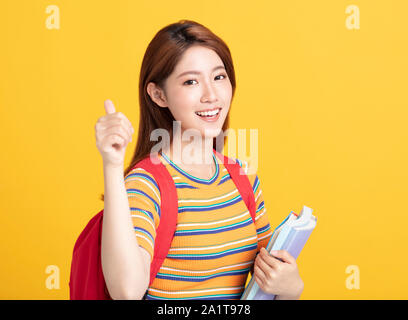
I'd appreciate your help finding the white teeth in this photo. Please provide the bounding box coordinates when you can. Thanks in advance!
[195,108,220,117]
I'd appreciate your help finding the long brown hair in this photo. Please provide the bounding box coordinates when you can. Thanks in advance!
[100,19,236,201]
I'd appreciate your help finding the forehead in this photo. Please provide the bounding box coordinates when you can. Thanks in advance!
[174,45,224,72]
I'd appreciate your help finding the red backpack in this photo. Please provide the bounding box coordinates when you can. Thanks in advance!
[69,149,258,300]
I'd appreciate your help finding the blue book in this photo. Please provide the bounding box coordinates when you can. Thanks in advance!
[240,205,317,300]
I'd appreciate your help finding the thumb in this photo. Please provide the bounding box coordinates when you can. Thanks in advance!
[104,99,116,114]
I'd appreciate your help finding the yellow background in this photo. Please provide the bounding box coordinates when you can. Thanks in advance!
[0,0,407,299]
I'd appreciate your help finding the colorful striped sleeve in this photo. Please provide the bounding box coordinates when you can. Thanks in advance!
[124,167,161,263]
[235,158,273,253]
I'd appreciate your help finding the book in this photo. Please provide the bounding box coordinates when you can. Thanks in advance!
[240,205,317,300]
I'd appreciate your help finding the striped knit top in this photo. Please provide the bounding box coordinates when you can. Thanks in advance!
[123,150,273,300]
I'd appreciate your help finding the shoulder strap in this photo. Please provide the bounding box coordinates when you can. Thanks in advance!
[131,153,178,287]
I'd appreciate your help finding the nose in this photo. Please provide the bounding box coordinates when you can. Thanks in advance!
[200,80,218,103]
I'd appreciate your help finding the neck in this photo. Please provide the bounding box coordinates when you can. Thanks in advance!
[161,133,215,168]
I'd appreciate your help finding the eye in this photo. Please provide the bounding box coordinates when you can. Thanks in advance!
[215,74,227,80]
[183,79,197,86]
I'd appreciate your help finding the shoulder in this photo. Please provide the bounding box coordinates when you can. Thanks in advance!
[233,157,258,176]
[233,157,259,190]
[234,158,248,172]
[125,166,158,185]
[124,167,161,206]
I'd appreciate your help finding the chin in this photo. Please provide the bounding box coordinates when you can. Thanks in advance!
[202,127,223,139]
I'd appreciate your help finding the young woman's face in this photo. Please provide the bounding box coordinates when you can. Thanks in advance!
[159,45,232,139]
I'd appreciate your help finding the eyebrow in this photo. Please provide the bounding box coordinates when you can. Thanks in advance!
[176,65,226,79]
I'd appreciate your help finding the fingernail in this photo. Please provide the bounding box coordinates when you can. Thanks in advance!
[270,250,277,255]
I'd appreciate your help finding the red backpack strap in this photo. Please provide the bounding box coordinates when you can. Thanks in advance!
[132,153,178,287]
[213,149,259,248]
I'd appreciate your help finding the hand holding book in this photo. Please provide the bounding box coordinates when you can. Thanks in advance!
[253,247,304,299]
[241,205,317,300]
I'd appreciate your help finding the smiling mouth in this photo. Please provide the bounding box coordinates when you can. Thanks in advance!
[195,107,221,117]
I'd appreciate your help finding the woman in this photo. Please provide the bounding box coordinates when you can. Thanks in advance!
[95,20,304,300]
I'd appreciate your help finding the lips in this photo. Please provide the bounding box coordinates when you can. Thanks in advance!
[194,107,222,117]
[195,107,221,122]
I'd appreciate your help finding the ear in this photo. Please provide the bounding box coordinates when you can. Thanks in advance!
[147,82,168,108]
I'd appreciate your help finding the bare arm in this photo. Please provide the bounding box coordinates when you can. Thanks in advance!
[96,100,151,299]
[101,163,151,300]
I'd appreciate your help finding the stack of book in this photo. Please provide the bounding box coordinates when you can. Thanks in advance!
[241,205,317,300]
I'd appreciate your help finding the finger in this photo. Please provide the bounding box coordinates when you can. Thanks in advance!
[100,125,130,146]
[111,135,125,149]
[116,111,135,134]
[270,249,296,264]
[256,254,275,279]
[104,99,116,115]
[260,247,281,269]
[103,134,126,152]
[253,264,267,283]
[101,120,132,142]
[101,109,134,136]
[253,273,265,289]
[102,100,134,140]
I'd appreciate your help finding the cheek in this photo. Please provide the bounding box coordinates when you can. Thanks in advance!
[220,84,232,111]
[165,95,194,121]
[169,89,198,112]
[221,104,231,116]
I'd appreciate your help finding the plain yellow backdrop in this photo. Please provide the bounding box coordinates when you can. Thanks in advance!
[0,0,407,299]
